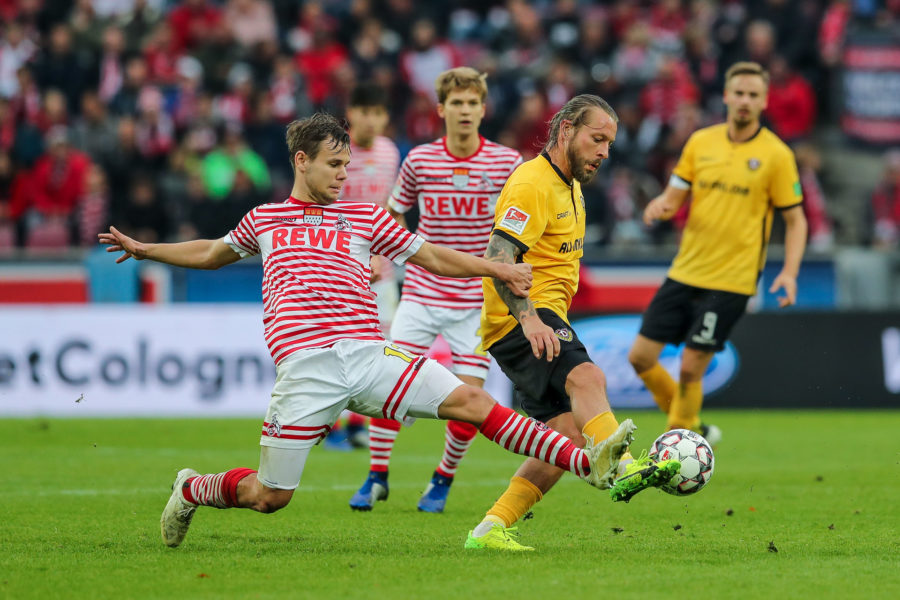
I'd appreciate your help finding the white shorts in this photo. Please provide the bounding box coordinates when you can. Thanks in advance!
[259,339,463,453]
[390,300,490,379]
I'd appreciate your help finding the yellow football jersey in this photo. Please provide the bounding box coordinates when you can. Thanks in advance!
[668,124,802,295]
[481,154,586,349]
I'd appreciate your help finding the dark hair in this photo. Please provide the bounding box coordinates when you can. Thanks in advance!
[543,94,618,152]
[285,113,350,169]
[349,83,388,109]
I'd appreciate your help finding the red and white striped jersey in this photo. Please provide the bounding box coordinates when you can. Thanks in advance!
[388,136,522,308]
[341,136,401,207]
[224,196,425,364]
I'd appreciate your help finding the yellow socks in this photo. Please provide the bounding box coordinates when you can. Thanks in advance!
[638,363,677,414]
[582,410,620,443]
[484,476,543,527]
[668,380,703,430]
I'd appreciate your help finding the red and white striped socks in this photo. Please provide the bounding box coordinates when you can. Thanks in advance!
[435,420,478,478]
[479,404,590,478]
[368,418,402,472]
[182,468,257,508]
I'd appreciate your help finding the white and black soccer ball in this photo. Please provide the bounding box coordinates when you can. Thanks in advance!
[649,429,714,496]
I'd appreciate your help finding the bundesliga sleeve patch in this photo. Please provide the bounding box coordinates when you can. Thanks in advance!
[498,206,530,235]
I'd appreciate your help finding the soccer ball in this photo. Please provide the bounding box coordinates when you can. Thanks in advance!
[649,429,714,496]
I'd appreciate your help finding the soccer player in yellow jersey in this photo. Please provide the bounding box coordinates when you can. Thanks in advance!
[629,61,808,445]
[464,95,681,552]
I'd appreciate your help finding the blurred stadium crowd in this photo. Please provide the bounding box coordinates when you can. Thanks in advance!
[0,0,898,252]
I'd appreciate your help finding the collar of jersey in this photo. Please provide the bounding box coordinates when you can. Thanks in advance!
[442,135,485,161]
[726,124,763,144]
[287,195,325,206]
[541,151,572,186]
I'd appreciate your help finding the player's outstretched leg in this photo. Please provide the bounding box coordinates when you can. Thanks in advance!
[417,420,478,513]
[609,450,680,503]
[161,467,257,547]
[349,418,401,510]
[470,402,634,490]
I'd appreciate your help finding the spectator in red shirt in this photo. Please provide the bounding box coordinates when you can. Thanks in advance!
[293,24,349,109]
[794,143,833,251]
[639,56,699,128]
[12,126,91,246]
[766,55,816,143]
[168,0,224,54]
[867,149,900,249]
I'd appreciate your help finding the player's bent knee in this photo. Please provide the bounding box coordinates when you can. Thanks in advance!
[437,384,492,424]
[566,362,607,392]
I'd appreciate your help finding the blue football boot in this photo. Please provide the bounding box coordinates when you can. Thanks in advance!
[349,471,389,511]
[417,471,454,513]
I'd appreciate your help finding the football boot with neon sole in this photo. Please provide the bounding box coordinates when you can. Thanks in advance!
[417,471,453,513]
[349,470,389,511]
[464,524,534,552]
[160,468,199,547]
[582,418,636,489]
[609,451,680,503]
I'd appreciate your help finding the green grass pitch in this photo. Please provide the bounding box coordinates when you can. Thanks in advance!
[1,410,898,600]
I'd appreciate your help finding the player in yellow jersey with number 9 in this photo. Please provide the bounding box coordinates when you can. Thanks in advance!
[629,62,808,444]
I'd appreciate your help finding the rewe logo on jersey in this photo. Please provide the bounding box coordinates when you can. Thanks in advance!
[423,195,491,216]
[271,227,351,253]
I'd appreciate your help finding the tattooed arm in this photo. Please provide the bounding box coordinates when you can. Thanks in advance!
[485,234,560,361]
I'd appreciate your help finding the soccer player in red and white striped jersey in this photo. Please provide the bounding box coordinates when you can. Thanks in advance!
[350,68,524,514]
[98,112,635,550]
[324,84,402,451]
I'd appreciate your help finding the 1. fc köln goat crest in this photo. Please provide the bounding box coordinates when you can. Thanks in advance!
[303,206,324,226]
[451,168,470,189]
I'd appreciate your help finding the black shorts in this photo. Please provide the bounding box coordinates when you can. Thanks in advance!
[487,308,593,423]
[639,278,750,352]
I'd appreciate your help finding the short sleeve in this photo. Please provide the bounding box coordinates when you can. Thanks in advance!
[770,147,803,209]
[671,133,698,185]
[492,182,548,253]
[369,205,424,263]
[387,155,418,214]
[223,208,259,257]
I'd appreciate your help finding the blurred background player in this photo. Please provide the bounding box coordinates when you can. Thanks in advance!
[349,67,523,513]
[324,83,401,451]
[465,95,679,552]
[629,62,808,446]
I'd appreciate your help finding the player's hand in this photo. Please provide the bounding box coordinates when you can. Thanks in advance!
[643,195,679,225]
[500,262,533,297]
[97,226,146,263]
[521,314,560,362]
[769,272,797,308]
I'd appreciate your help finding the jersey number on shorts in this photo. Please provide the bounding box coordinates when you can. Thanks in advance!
[698,311,718,341]
[384,345,416,363]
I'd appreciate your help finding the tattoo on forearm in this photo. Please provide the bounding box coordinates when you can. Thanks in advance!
[484,235,537,322]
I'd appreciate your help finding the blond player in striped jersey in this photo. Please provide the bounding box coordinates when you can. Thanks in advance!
[349,67,525,514]
[324,83,402,451]
[99,113,635,549]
